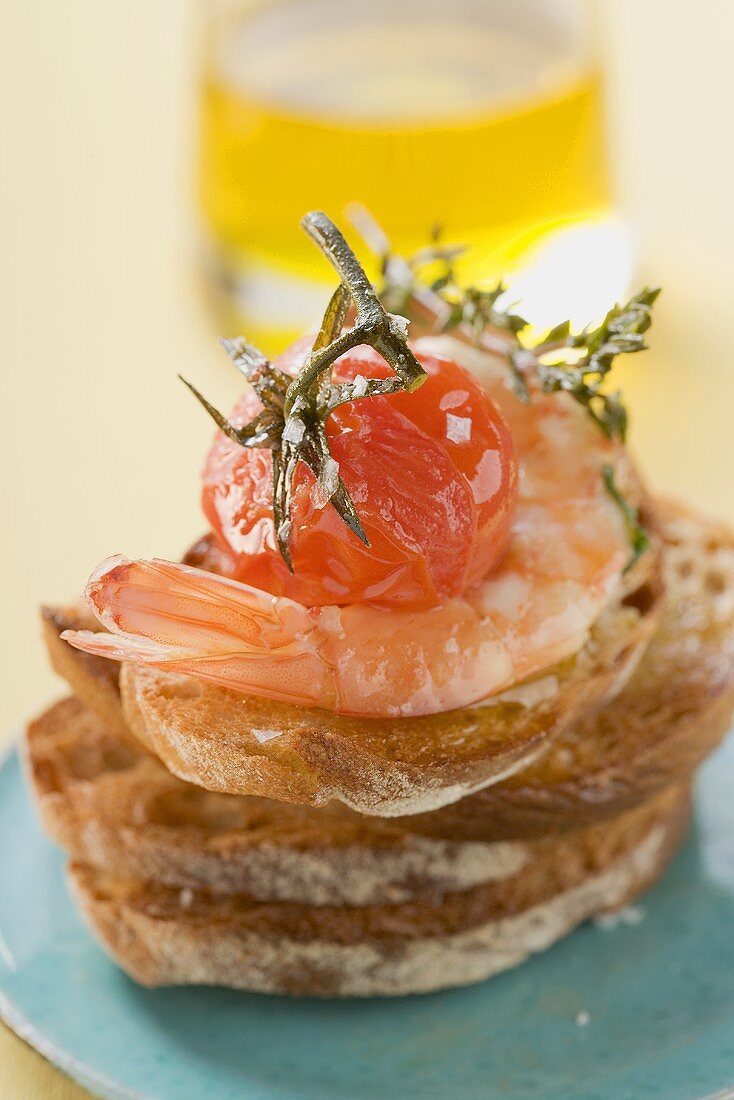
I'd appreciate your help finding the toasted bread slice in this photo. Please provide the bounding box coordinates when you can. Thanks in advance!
[26,697,527,905]
[67,783,689,997]
[117,524,663,816]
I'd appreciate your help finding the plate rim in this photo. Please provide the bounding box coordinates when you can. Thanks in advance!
[0,986,150,1100]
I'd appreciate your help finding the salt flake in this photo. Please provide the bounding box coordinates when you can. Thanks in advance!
[251,727,282,744]
[312,456,340,509]
[282,417,306,445]
[389,313,411,338]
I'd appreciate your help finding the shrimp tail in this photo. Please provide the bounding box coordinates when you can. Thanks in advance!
[61,556,333,708]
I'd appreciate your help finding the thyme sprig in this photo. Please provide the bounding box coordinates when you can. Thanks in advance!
[348,204,660,445]
[181,211,428,569]
[529,288,661,442]
[348,206,660,568]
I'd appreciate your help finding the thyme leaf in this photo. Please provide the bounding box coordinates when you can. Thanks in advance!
[313,284,350,353]
[508,348,533,404]
[219,337,290,410]
[178,375,280,449]
[447,282,528,339]
[302,423,368,545]
[603,465,650,573]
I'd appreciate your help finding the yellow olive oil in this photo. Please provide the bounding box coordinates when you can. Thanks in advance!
[198,0,625,349]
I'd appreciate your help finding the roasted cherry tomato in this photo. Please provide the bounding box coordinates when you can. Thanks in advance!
[202,342,517,609]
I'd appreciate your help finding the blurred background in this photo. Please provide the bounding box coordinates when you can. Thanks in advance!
[2,1,734,1091]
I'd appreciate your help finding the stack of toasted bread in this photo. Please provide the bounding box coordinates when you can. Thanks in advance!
[25,501,734,996]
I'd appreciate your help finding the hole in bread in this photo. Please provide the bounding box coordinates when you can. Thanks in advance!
[677,559,694,579]
[145,788,247,832]
[622,581,656,616]
[705,570,726,595]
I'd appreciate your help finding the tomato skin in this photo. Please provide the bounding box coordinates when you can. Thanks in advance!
[202,342,517,609]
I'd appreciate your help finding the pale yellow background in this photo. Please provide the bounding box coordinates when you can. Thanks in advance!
[1,0,733,1095]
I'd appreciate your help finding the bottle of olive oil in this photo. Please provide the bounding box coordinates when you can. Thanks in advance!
[198,0,629,349]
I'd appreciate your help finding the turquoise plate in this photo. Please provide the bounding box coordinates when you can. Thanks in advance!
[2,733,734,1100]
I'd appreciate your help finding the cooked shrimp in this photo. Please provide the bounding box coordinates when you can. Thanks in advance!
[63,337,632,718]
